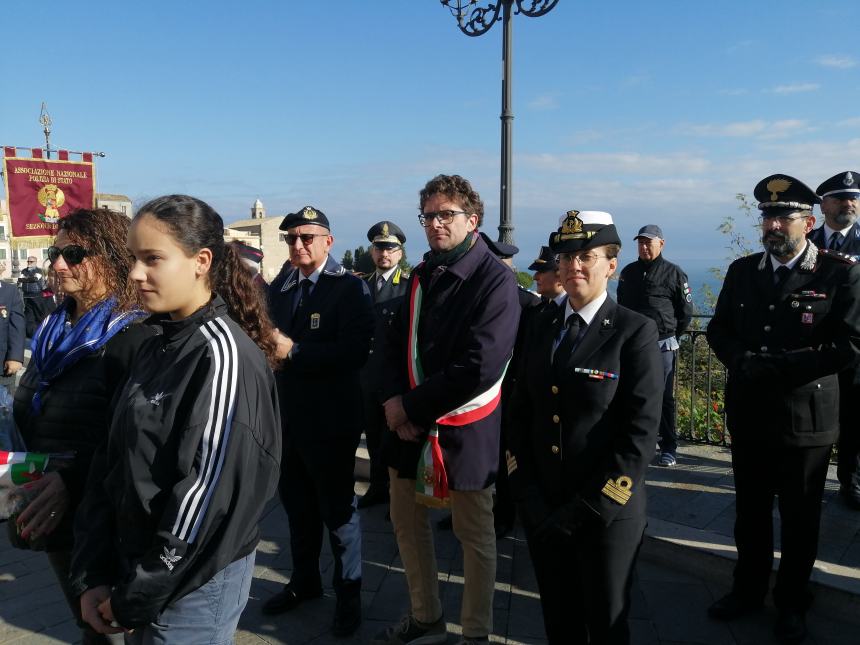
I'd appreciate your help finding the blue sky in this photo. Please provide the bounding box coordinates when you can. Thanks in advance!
[2,0,859,274]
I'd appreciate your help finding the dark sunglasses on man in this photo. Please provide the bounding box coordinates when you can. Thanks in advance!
[47,245,90,266]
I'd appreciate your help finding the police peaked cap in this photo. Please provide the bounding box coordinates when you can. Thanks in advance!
[367,221,406,248]
[817,171,860,200]
[754,174,819,215]
[549,210,621,253]
[479,232,519,259]
[232,240,263,264]
[528,245,559,272]
[279,205,331,231]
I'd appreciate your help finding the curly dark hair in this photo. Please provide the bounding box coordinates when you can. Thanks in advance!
[419,174,484,227]
[135,195,279,367]
[57,208,141,313]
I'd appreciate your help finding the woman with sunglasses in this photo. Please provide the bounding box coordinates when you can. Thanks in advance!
[71,195,281,643]
[12,208,155,645]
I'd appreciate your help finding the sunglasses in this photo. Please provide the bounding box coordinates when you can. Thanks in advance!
[47,245,91,266]
[284,233,327,246]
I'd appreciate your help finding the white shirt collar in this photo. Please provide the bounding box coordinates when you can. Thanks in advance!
[298,256,328,286]
[553,292,568,307]
[376,266,398,282]
[563,290,608,327]
[769,243,806,272]
[823,222,854,239]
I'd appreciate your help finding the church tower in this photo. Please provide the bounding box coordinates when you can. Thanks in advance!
[251,198,266,219]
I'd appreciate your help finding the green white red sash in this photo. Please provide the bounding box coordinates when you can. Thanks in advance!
[0,451,48,488]
[407,270,508,507]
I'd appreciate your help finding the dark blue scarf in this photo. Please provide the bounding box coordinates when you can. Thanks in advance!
[29,297,147,413]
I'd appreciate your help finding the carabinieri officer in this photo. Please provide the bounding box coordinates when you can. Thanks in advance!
[508,210,662,644]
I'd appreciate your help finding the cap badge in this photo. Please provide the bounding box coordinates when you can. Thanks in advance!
[381,222,389,237]
[844,172,855,187]
[766,178,792,201]
[302,206,318,220]
[560,210,583,235]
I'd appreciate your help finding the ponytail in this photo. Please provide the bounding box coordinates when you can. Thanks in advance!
[215,243,279,367]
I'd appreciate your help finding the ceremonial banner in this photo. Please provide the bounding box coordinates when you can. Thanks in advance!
[2,149,96,247]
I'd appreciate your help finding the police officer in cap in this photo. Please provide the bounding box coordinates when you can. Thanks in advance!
[265,206,374,637]
[529,246,567,308]
[809,171,860,509]
[509,210,662,644]
[707,175,860,642]
[233,240,267,291]
[358,221,408,509]
[617,225,693,467]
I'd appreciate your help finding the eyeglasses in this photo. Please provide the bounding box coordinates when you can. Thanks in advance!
[758,214,809,227]
[418,210,468,227]
[284,233,328,246]
[47,245,90,266]
[556,252,609,268]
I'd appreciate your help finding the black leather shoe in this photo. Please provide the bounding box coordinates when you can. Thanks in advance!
[839,484,860,510]
[357,485,390,509]
[261,583,323,615]
[774,610,807,643]
[707,592,763,620]
[332,592,362,637]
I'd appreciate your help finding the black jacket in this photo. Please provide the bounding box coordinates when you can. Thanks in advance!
[617,255,692,341]
[808,222,860,260]
[508,297,662,526]
[70,298,282,628]
[707,243,860,447]
[0,282,25,364]
[362,266,409,399]
[269,255,374,448]
[14,319,154,551]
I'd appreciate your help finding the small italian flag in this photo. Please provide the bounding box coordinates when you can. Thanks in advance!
[0,451,49,487]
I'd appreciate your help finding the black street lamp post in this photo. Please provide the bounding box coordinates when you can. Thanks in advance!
[440,0,559,245]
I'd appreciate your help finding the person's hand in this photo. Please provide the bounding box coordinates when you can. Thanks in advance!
[16,472,69,541]
[81,587,124,635]
[4,360,22,376]
[272,329,294,360]
[383,396,408,430]
[394,421,423,442]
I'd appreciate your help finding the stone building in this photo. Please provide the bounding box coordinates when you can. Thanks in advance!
[226,199,290,282]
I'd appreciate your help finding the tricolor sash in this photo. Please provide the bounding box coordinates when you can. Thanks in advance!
[407,269,509,507]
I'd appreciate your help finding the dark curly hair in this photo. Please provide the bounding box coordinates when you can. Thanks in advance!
[57,208,141,313]
[419,174,484,227]
[134,195,279,366]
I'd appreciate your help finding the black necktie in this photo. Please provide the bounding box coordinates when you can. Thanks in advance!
[553,313,584,370]
[830,232,844,251]
[293,279,312,317]
[774,265,791,287]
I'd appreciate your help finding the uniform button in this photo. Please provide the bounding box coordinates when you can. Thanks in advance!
[817,383,822,389]
[763,325,771,332]
[551,385,559,394]
[551,445,560,454]
[760,346,768,352]
[552,414,560,423]
[382,308,388,314]
[768,304,775,311]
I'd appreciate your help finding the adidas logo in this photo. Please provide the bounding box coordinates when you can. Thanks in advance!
[149,392,169,407]
[159,546,182,571]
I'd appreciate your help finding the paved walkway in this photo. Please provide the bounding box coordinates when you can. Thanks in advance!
[1,443,859,644]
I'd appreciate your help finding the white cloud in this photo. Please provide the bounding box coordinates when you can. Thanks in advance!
[837,117,860,127]
[527,94,560,111]
[718,88,749,96]
[770,83,820,94]
[518,151,711,176]
[676,119,812,139]
[816,55,857,69]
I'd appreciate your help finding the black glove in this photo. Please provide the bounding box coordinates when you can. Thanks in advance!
[737,351,782,384]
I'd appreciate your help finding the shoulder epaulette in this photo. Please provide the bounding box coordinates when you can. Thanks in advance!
[818,248,859,264]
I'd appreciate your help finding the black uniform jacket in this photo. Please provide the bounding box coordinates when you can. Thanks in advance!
[0,282,25,364]
[617,255,692,340]
[269,255,374,446]
[381,236,520,490]
[707,242,860,447]
[71,298,282,628]
[508,297,662,527]
[362,266,409,398]
[808,222,860,260]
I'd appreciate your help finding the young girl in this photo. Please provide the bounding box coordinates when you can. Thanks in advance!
[71,195,282,643]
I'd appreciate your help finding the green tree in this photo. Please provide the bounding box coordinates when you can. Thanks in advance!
[516,271,534,290]
[341,249,354,270]
[353,245,375,274]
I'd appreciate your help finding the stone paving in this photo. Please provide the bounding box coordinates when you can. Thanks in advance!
[1,443,859,644]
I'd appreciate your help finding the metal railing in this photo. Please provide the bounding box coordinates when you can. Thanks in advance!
[675,315,729,445]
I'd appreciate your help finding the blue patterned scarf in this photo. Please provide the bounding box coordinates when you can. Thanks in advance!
[29,297,147,413]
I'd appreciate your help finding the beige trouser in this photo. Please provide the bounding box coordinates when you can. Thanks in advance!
[388,468,496,638]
